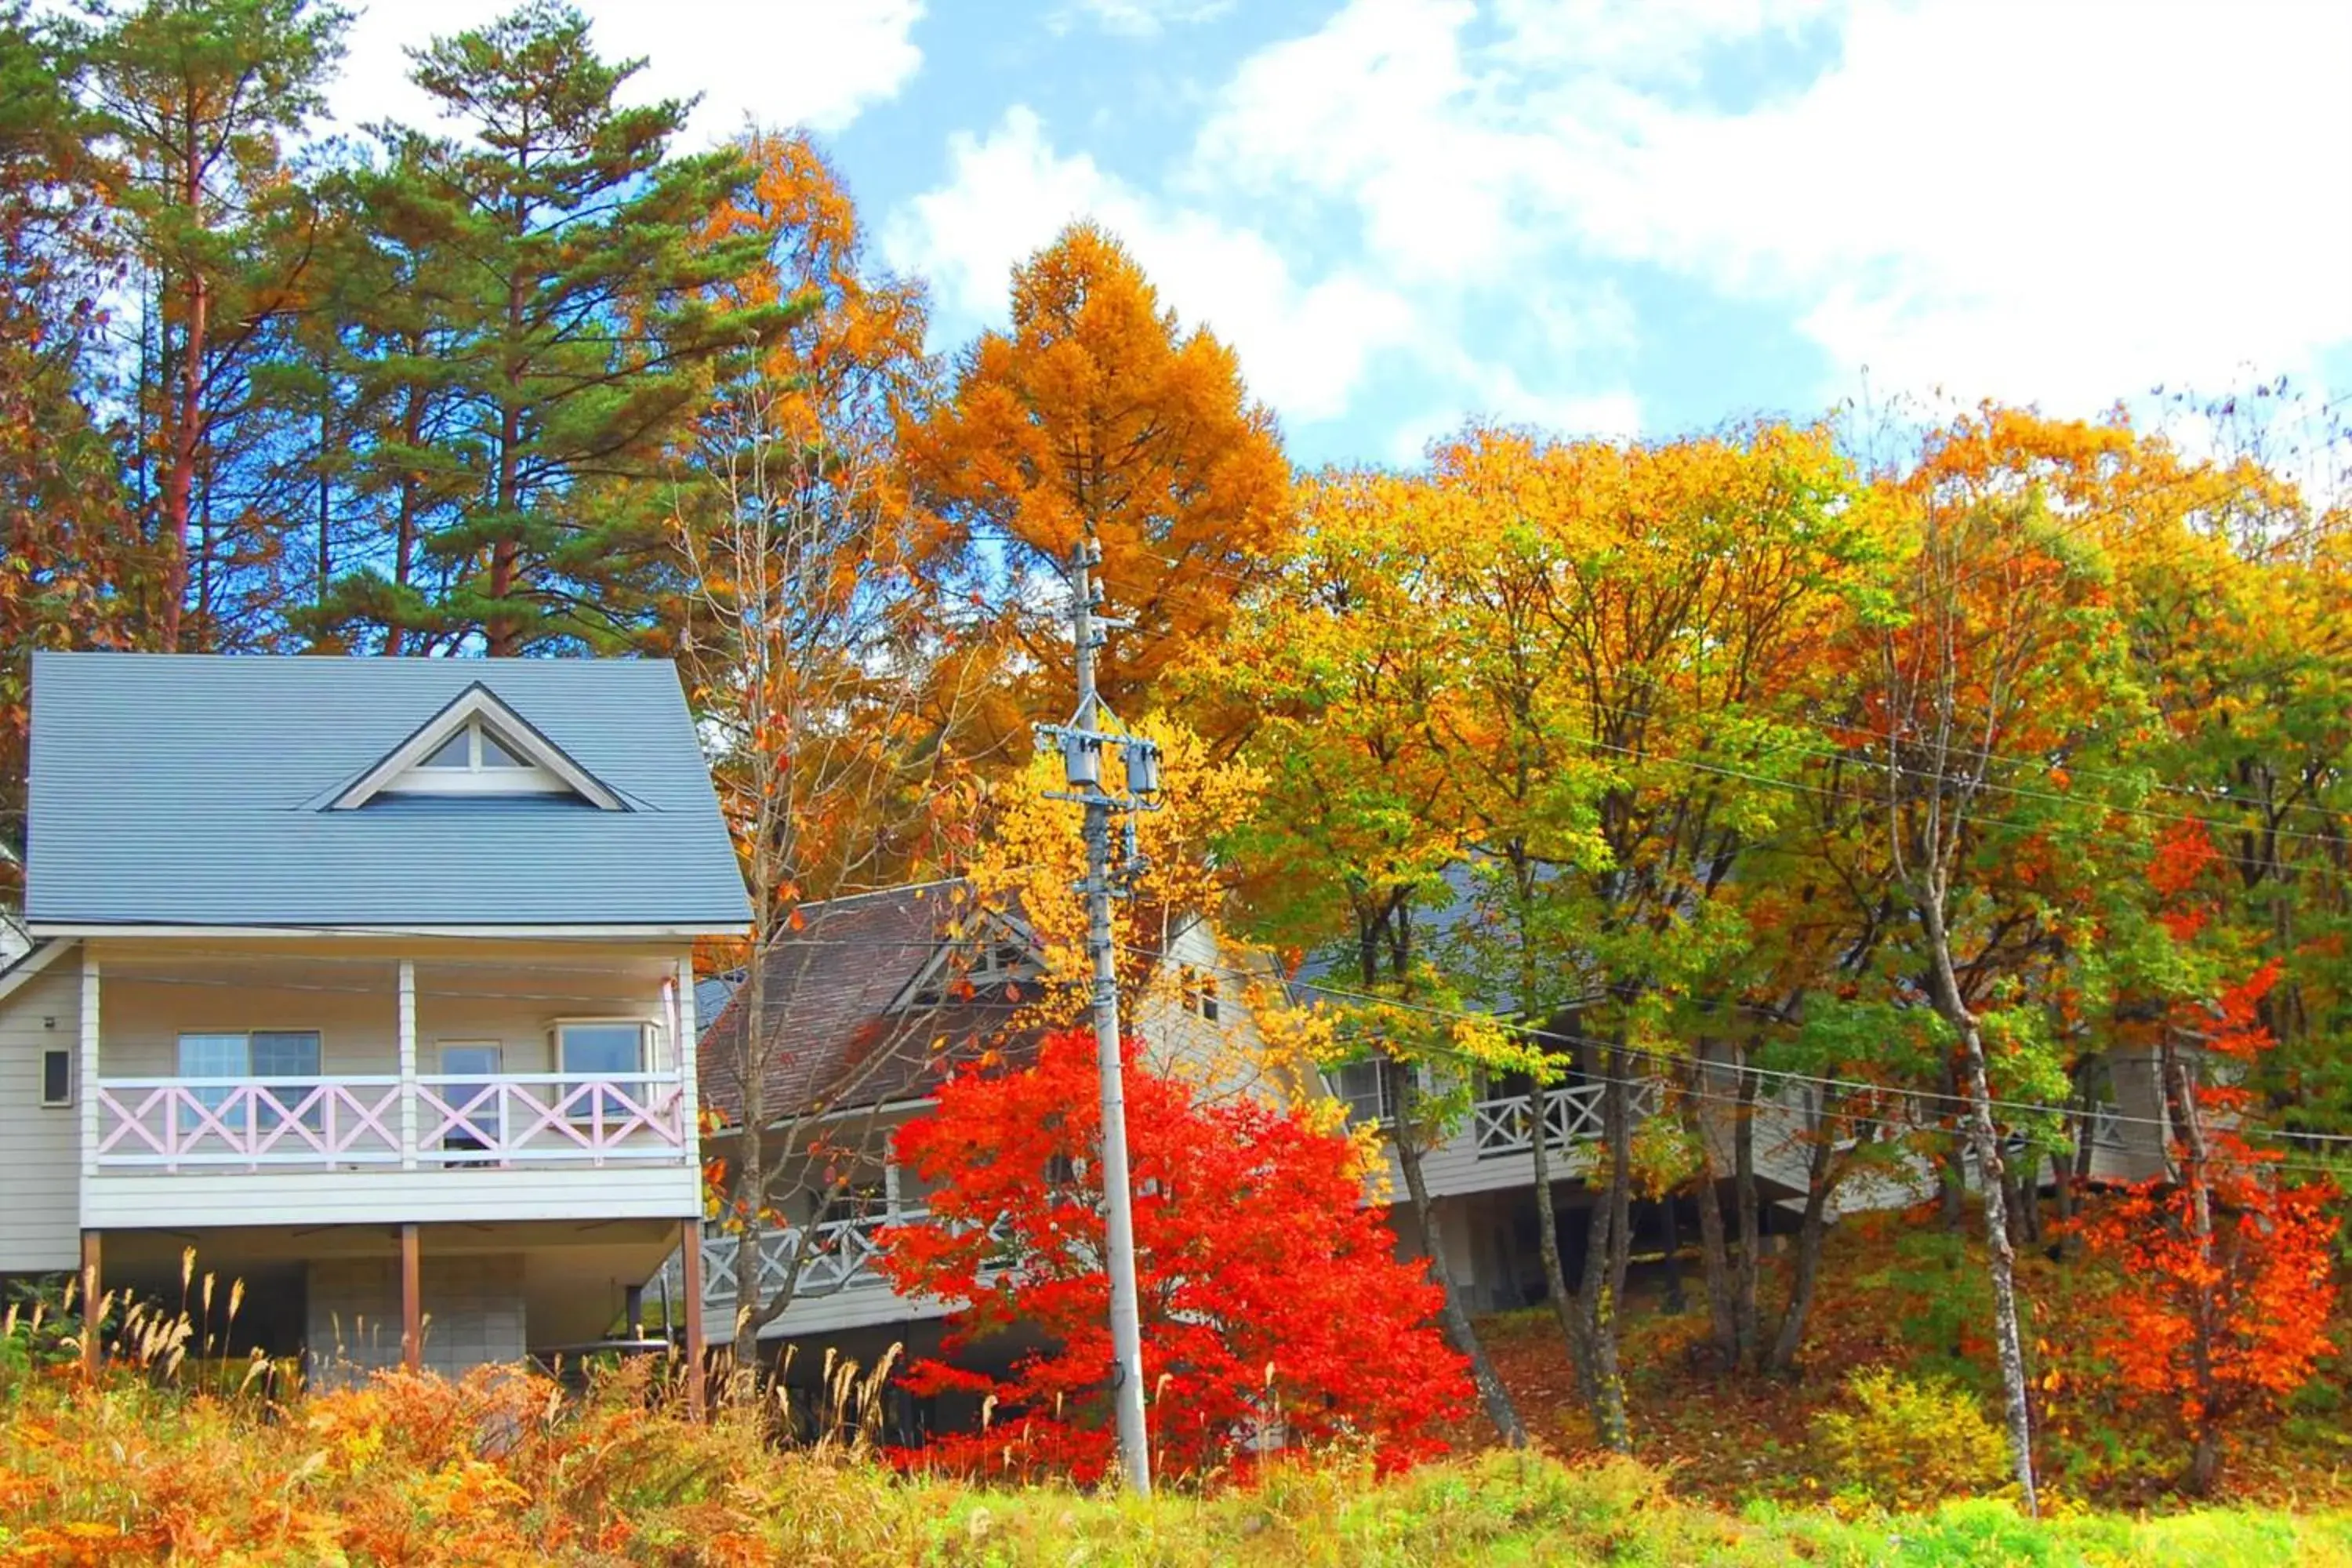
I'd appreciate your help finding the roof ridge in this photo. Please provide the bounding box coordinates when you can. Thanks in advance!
[800,877,972,909]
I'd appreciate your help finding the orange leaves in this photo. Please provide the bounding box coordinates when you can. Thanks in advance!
[902,221,1292,717]
[2074,1164,2339,1479]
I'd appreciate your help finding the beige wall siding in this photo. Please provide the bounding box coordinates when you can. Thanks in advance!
[90,945,688,1080]
[0,963,86,1272]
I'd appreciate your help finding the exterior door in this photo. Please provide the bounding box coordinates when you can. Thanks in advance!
[438,1043,503,1159]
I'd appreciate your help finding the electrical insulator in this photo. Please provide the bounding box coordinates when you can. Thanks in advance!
[1062,733,1102,788]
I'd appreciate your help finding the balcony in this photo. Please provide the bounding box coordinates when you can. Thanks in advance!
[1470,1079,1663,1159]
[81,1070,696,1229]
[90,1073,688,1172]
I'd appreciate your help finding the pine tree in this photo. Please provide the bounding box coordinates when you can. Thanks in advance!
[353,0,786,654]
[65,0,349,649]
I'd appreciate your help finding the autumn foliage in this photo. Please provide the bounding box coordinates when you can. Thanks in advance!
[2073,924,2341,1492]
[875,1028,1468,1483]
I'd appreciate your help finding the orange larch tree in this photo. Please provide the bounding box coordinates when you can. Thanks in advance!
[902,222,1291,721]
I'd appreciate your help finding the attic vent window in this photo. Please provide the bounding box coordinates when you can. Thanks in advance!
[420,722,532,772]
[387,718,567,796]
[328,682,628,812]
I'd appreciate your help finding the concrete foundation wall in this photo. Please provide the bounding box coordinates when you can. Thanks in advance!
[306,1252,526,1384]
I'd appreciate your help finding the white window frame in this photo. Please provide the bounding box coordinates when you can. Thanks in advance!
[331,683,625,811]
[550,1017,659,1121]
[434,1040,506,1157]
[175,1028,325,1131]
[1323,1059,1396,1127]
[390,720,571,796]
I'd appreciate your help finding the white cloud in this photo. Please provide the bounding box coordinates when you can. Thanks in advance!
[1196,0,2352,417]
[1062,0,1236,35]
[884,107,1421,424]
[330,0,923,145]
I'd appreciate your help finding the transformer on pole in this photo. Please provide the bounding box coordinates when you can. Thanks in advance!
[1033,535,1161,1495]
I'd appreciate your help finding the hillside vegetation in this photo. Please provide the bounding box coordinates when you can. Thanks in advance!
[3,1362,2349,1568]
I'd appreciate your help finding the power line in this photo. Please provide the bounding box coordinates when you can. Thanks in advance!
[1109,937,2352,1154]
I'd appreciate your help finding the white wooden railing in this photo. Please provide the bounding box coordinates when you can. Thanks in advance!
[91,1073,688,1173]
[696,1210,914,1308]
[1471,1079,1664,1158]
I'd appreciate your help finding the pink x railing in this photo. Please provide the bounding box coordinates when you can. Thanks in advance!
[90,1073,688,1172]
[415,1073,687,1167]
[93,1078,403,1171]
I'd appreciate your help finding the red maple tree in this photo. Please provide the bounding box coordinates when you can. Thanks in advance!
[2076,826,2340,1493]
[875,1028,1469,1484]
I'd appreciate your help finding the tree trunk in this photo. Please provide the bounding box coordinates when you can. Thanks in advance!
[1922,899,2038,1515]
[1393,1060,1526,1447]
[1659,1192,1688,1316]
[2189,1422,2223,1497]
[1732,1062,1762,1370]
[1690,1059,1740,1370]
[1528,1070,1591,1393]
[1577,1059,1632,1454]
[1765,1108,1835,1376]
[2163,1028,2223,1495]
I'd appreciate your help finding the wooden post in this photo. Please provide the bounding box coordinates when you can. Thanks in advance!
[679,1216,705,1419]
[78,1229,100,1377]
[399,1222,422,1372]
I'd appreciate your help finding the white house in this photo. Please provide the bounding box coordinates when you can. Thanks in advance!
[0,653,748,1392]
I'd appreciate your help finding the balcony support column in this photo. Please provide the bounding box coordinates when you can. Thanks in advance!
[399,1221,422,1371]
[78,949,99,1178]
[673,955,699,1151]
[679,1215,706,1419]
[397,960,418,1170]
[78,1229,100,1376]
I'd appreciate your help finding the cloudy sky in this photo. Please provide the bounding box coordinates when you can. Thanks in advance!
[325,0,2352,468]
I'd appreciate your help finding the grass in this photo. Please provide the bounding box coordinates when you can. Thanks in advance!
[3,1360,2350,1566]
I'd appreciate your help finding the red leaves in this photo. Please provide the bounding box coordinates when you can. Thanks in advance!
[2074,1164,2339,1442]
[875,1028,1468,1485]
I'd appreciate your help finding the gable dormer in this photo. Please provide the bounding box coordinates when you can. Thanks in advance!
[329,681,626,812]
[895,916,1046,1011]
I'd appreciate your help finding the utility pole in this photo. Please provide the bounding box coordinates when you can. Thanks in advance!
[1036,535,1161,1495]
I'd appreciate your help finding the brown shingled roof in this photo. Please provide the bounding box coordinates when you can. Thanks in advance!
[697,882,1043,1127]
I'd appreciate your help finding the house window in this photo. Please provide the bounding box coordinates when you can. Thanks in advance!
[176,1030,322,1131]
[41,1047,71,1107]
[387,720,567,797]
[554,1020,650,1121]
[1324,1059,1396,1127]
[1181,967,1221,1022]
[421,720,531,771]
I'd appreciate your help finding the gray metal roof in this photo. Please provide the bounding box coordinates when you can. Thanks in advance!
[26,653,751,931]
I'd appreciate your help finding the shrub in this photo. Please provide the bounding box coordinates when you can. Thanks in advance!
[1812,1366,2012,1509]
